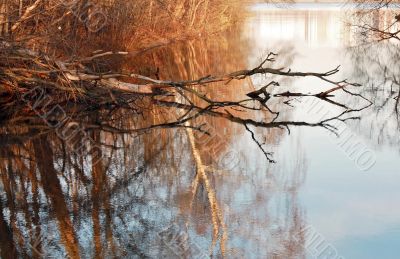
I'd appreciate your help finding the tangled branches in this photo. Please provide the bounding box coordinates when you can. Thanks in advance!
[0,39,373,162]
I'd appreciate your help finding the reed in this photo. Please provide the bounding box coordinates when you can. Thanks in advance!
[0,0,244,55]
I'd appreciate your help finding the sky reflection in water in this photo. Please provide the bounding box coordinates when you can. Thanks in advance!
[247,5,400,259]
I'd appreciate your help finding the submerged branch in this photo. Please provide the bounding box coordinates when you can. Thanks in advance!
[0,40,372,163]
[1,42,357,100]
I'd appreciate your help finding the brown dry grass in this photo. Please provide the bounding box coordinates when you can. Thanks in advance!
[1,0,245,57]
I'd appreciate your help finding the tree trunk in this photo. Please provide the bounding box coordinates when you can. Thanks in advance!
[33,136,81,259]
[0,0,9,36]
[0,199,19,259]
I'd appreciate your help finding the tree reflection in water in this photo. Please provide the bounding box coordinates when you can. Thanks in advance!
[0,33,370,258]
[346,40,400,151]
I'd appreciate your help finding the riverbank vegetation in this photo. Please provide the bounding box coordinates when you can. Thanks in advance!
[1,0,243,51]
[0,0,245,116]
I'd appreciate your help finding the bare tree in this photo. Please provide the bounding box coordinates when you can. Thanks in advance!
[349,0,400,42]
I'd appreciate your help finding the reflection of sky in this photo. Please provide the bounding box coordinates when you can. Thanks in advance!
[245,7,345,48]
[246,6,400,259]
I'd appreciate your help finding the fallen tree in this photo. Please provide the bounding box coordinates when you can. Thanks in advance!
[0,39,373,163]
[1,42,362,101]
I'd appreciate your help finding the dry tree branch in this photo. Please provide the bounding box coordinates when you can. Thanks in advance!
[11,0,44,32]
[1,41,373,164]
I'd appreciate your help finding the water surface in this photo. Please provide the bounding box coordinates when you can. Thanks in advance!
[1,4,400,259]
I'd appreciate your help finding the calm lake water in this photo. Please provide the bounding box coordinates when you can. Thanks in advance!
[1,3,400,259]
